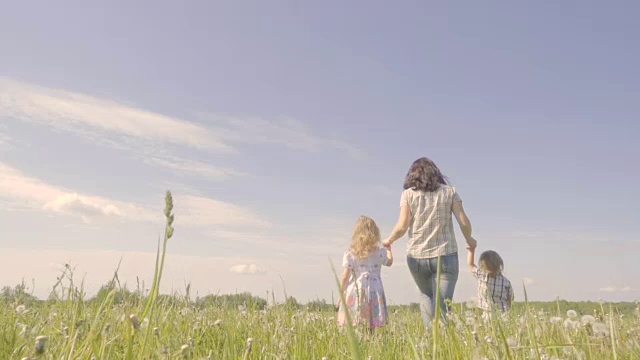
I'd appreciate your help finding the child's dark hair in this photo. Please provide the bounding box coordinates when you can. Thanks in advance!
[479,250,504,277]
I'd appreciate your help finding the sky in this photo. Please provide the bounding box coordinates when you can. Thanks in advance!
[1,1,639,305]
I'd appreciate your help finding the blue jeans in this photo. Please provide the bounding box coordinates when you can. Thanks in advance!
[407,253,459,330]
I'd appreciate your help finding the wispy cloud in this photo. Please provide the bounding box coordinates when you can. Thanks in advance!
[1,79,367,173]
[0,77,229,151]
[0,125,10,148]
[0,162,156,223]
[146,157,243,181]
[600,286,617,293]
[0,161,269,228]
[599,285,633,293]
[229,264,267,275]
[198,113,367,160]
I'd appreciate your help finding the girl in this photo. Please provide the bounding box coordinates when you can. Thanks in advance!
[337,216,393,331]
[467,244,514,319]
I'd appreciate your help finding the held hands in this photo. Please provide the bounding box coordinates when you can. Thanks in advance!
[382,238,393,248]
[466,237,477,251]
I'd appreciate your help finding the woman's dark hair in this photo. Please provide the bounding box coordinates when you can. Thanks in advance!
[403,157,449,192]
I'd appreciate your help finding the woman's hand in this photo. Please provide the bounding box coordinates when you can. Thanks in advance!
[466,237,477,250]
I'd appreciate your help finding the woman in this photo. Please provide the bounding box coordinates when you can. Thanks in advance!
[383,157,477,331]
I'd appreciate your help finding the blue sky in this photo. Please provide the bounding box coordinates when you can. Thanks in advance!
[1,1,638,304]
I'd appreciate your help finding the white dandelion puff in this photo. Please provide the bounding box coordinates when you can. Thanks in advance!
[581,315,596,325]
[550,317,563,324]
[129,314,140,331]
[592,322,609,337]
[35,336,48,354]
[566,310,578,319]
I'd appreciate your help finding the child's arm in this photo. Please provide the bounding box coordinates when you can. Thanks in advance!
[467,244,477,271]
[384,245,393,266]
[337,268,351,307]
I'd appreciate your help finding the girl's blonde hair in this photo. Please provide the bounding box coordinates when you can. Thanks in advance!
[479,250,504,277]
[350,216,381,259]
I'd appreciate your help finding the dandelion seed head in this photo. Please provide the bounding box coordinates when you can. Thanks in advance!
[581,315,596,325]
[129,314,140,330]
[550,316,563,324]
[592,322,609,336]
[566,310,578,319]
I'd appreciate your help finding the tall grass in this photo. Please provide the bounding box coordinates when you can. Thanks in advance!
[1,191,638,359]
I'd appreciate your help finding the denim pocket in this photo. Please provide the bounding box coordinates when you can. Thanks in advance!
[440,253,459,274]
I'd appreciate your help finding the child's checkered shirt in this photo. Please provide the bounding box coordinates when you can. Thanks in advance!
[472,267,513,313]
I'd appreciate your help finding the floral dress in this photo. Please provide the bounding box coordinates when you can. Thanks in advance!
[338,248,389,327]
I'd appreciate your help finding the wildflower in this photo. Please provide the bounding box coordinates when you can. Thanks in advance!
[566,310,578,319]
[465,317,476,326]
[180,344,190,358]
[581,315,596,325]
[35,336,48,354]
[549,317,563,324]
[322,357,329,360]
[129,314,140,331]
[592,322,609,337]
[15,305,28,314]
[563,319,578,330]
[243,338,254,359]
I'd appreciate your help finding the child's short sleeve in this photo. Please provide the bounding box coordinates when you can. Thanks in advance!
[342,251,353,269]
[471,267,485,279]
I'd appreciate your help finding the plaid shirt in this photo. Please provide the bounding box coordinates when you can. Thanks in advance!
[472,267,513,313]
[400,185,461,258]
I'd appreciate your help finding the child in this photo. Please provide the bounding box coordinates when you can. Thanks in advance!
[337,216,393,331]
[467,244,514,319]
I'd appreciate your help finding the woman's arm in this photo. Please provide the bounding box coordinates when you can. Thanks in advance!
[452,201,476,248]
[383,204,411,246]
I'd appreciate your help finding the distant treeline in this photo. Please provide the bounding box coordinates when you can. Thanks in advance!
[2,282,637,316]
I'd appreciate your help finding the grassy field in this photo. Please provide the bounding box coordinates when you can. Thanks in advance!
[2,192,639,359]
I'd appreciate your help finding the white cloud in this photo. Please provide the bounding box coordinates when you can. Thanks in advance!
[0,77,229,151]
[229,264,267,275]
[199,113,367,160]
[1,78,366,166]
[0,162,268,228]
[600,286,617,293]
[147,157,243,181]
[621,286,633,292]
[0,162,156,223]
[175,195,270,228]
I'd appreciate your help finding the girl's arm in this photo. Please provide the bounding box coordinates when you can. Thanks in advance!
[467,245,477,271]
[383,204,411,247]
[384,245,393,266]
[339,268,351,296]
